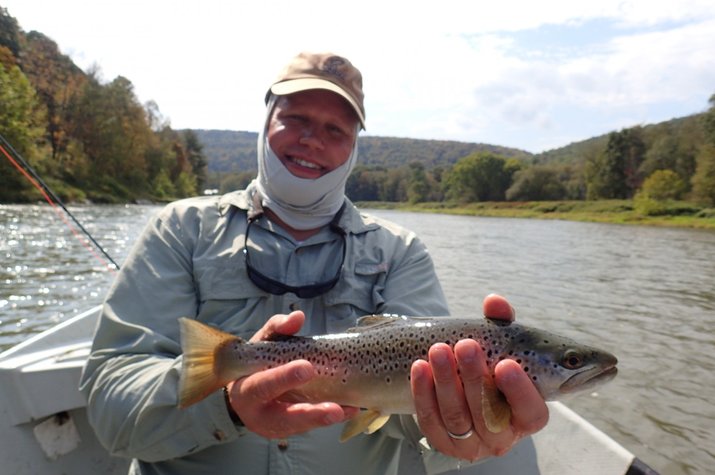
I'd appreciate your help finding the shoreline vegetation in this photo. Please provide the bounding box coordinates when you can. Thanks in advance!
[360,199,715,230]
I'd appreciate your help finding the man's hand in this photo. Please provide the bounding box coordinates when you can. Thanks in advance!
[411,294,549,461]
[225,311,358,439]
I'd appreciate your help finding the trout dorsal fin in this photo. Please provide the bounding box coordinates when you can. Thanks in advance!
[340,409,390,442]
[348,315,405,332]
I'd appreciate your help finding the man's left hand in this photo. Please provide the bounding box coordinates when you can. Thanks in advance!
[410,294,549,461]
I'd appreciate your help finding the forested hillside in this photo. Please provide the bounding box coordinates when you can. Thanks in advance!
[192,129,530,173]
[2,5,714,211]
[0,7,207,203]
[195,102,715,209]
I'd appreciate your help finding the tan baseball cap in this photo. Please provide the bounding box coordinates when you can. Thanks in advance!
[267,52,366,129]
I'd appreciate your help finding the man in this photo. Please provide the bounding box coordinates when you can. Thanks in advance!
[80,52,548,474]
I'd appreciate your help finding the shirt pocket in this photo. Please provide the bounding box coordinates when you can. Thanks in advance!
[194,258,269,335]
[323,261,388,331]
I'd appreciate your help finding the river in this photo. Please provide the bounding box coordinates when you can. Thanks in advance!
[1,203,714,474]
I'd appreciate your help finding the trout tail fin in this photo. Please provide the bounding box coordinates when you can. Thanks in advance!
[178,317,242,408]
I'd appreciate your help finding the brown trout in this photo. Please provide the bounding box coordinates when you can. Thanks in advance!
[178,315,617,441]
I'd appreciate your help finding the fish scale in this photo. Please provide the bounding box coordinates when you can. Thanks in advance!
[179,314,618,440]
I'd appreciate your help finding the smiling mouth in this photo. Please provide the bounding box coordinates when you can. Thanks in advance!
[288,156,321,170]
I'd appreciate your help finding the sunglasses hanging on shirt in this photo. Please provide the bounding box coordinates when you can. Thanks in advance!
[243,204,346,299]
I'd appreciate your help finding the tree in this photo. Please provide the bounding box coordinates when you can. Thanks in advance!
[20,32,86,164]
[506,165,567,201]
[68,74,154,198]
[381,167,409,202]
[586,128,645,199]
[346,165,382,201]
[691,144,715,206]
[639,169,686,201]
[0,63,46,201]
[407,162,430,203]
[445,152,515,202]
[703,93,715,146]
[0,7,21,58]
[183,129,208,192]
[691,94,715,206]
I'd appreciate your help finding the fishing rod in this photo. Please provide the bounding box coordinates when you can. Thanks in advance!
[0,132,120,271]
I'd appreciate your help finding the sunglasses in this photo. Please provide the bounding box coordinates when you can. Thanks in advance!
[243,206,346,299]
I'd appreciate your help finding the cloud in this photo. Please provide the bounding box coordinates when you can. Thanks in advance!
[3,0,714,152]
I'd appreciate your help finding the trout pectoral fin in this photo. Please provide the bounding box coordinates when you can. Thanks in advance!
[482,378,511,433]
[340,409,390,442]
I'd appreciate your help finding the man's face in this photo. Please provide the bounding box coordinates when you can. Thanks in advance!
[267,89,359,179]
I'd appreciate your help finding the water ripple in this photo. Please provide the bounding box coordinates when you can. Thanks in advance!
[3,205,715,474]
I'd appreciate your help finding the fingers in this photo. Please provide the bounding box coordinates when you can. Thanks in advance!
[412,342,502,461]
[412,338,546,462]
[429,344,474,437]
[241,359,314,402]
[229,360,355,439]
[483,293,515,322]
[494,359,549,436]
[235,311,356,439]
[250,311,305,343]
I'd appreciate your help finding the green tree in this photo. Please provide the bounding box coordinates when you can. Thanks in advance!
[68,73,154,198]
[0,7,21,58]
[586,128,645,199]
[381,167,409,202]
[691,94,715,206]
[21,31,85,164]
[347,165,383,201]
[407,162,429,203]
[445,152,515,202]
[703,93,715,145]
[639,169,686,201]
[151,169,175,199]
[174,171,197,197]
[0,63,46,201]
[691,144,715,206]
[506,165,567,201]
[183,129,208,192]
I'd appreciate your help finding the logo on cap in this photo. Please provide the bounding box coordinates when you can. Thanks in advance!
[322,56,346,80]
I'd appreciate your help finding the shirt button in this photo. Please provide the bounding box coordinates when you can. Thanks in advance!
[289,302,300,311]
[277,439,289,451]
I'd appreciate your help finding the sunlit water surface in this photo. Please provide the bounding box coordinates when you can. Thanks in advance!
[2,204,714,474]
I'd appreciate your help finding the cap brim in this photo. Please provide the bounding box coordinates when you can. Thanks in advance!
[270,78,365,129]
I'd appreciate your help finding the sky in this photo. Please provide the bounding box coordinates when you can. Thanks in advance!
[3,0,715,153]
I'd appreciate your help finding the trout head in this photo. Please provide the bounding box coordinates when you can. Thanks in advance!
[500,325,618,400]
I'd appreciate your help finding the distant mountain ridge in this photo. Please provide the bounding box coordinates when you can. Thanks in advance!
[190,129,533,173]
[191,111,707,174]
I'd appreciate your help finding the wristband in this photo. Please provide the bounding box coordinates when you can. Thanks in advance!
[223,386,244,426]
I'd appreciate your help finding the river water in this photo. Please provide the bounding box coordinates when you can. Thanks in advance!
[1,204,714,474]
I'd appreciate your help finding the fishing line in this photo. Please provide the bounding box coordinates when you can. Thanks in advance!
[0,132,120,271]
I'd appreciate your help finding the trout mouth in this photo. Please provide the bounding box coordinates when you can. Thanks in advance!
[560,365,618,394]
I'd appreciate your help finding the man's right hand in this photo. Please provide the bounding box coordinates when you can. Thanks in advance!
[225,311,359,439]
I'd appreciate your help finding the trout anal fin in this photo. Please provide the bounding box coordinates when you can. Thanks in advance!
[340,409,390,442]
[482,378,511,433]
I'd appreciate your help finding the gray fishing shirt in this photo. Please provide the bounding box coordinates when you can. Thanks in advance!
[79,184,482,474]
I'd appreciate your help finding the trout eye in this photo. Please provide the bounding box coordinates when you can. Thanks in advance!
[562,350,584,369]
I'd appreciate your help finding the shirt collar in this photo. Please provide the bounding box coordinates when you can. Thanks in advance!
[218,182,378,235]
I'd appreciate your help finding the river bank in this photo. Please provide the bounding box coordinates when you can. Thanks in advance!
[360,199,715,230]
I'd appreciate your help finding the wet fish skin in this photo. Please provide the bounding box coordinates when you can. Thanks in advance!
[178,315,618,439]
